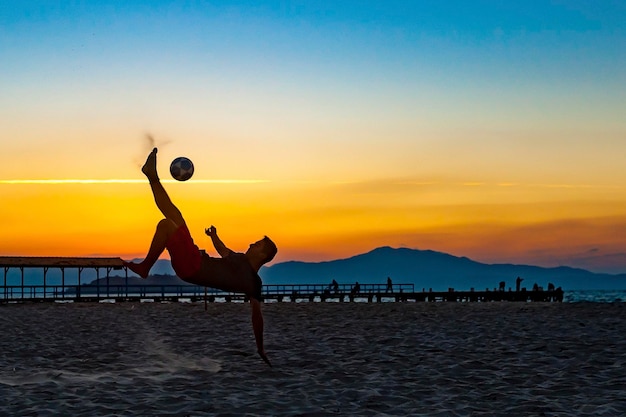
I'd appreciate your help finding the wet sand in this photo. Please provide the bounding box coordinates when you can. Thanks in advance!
[1,301,625,416]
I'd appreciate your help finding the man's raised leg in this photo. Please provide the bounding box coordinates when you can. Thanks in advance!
[124,219,178,278]
[124,148,186,278]
[142,148,185,226]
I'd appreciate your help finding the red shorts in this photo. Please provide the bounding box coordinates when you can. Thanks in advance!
[166,224,202,279]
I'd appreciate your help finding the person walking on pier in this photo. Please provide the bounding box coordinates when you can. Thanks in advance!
[124,148,277,366]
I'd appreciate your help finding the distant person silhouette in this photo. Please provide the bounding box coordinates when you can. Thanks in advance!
[124,148,277,366]
[516,276,524,292]
[329,279,339,293]
[351,281,361,295]
[386,276,393,292]
[499,281,505,292]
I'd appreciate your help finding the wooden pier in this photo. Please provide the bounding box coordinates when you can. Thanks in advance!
[0,256,563,303]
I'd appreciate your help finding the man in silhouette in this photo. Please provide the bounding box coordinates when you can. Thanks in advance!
[124,148,277,366]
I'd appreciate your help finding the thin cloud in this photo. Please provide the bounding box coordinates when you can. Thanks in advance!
[518,183,622,189]
[487,182,621,190]
[0,179,269,185]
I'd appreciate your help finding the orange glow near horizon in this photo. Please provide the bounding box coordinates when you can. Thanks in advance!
[1,178,626,273]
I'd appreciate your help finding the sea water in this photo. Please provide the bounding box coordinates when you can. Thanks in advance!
[564,289,626,303]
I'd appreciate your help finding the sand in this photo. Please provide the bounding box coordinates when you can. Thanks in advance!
[1,301,625,416]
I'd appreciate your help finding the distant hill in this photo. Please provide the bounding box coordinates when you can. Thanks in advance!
[64,274,192,294]
[7,247,626,291]
[260,247,626,291]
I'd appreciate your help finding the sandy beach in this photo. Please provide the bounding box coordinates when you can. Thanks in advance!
[1,301,625,416]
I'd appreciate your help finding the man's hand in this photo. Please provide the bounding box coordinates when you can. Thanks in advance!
[258,350,272,367]
[206,226,233,258]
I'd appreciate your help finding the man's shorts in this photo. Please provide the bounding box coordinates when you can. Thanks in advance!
[166,223,202,279]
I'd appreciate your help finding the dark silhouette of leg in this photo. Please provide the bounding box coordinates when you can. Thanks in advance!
[125,219,178,278]
[124,148,186,277]
[142,148,185,226]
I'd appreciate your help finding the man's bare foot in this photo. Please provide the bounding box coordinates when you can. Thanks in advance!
[123,260,150,279]
[141,147,159,182]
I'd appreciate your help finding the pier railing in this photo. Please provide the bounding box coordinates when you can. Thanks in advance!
[0,283,563,303]
[0,283,415,302]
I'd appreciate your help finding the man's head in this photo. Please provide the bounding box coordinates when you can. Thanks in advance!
[247,236,278,265]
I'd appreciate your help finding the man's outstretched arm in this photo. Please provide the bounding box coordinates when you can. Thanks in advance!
[205,226,234,258]
[251,297,271,367]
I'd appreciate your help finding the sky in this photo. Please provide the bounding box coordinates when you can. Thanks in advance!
[1,1,625,273]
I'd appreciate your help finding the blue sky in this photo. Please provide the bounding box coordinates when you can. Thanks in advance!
[1,1,626,272]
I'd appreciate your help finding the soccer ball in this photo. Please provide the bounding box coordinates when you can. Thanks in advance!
[170,157,194,181]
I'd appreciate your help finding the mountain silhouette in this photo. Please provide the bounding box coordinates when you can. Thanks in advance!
[16,247,624,291]
[259,246,626,291]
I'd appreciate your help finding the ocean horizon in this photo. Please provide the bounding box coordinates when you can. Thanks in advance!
[564,289,626,303]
